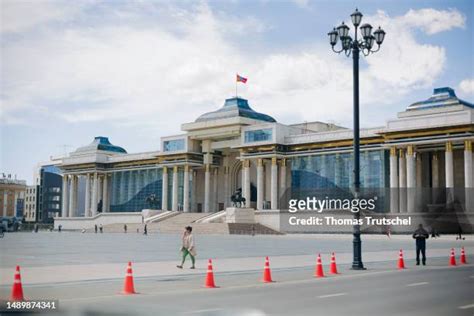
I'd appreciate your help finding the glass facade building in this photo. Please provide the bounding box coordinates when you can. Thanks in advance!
[244,129,273,143]
[163,139,185,152]
[109,168,188,212]
[110,168,163,212]
[290,150,390,212]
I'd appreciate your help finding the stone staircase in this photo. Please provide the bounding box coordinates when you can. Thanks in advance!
[153,213,228,234]
[98,213,282,235]
[228,223,283,235]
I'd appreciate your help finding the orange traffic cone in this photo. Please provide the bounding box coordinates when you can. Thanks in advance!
[329,253,339,274]
[449,248,457,266]
[314,254,325,278]
[398,249,405,269]
[460,247,467,264]
[122,262,137,294]
[262,256,273,283]
[204,259,216,288]
[11,266,24,301]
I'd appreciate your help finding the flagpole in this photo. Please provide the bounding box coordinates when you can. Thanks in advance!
[235,74,238,97]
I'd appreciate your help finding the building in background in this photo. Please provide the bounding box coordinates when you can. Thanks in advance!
[36,165,63,223]
[52,87,473,219]
[0,174,27,218]
[24,185,39,222]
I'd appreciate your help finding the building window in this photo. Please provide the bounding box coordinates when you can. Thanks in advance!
[244,129,273,143]
[163,139,185,152]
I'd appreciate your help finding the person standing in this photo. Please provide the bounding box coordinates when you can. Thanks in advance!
[58,225,62,232]
[413,224,429,265]
[99,224,103,233]
[177,226,196,269]
[124,224,127,234]
[143,224,148,236]
[94,224,98,234]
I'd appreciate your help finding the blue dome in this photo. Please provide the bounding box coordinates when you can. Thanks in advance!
[407,87,473,111]
[75,136,127,154]
[195,97,276,123]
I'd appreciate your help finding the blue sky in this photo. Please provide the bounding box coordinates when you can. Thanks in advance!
[1,0,473,183]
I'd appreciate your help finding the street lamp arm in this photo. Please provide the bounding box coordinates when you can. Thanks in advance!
[331,45,346,54]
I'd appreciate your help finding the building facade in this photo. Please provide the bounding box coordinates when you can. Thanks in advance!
[55,87,474,218]
[0,175,26,218]
[36,165,63,223]
[24,185,38,222]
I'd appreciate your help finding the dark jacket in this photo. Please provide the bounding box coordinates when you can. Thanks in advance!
[413,227,429,246]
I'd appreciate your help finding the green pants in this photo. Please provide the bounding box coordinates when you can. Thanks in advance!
[181,249,195,266]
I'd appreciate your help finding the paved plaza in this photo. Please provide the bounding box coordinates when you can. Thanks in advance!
[0,232,473,315]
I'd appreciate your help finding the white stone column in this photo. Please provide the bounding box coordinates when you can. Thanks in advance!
[62,175,69,217]
[464,141,473,212]
[271,157,278,210]
[183,165,190,212]
[224,166,229,208]
[399,149,407,213]
[256,159,264,210]
[91,172,98,216]
[445,142,454,188]
[191,170,197,212]
[406,145,416,213]
[162,167,168,211]
[212,167,218,212]
[98,175,103,210]
[445,142,454,206]
[279,159,287,200]
[389,147,399,213]
[204,164,210,212]
[243,160,251,208]
[172,166,179,211]
[103,174,109,213]
[68,175,75,217]
[84,173,90,217]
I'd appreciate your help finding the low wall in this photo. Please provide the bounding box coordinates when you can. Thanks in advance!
[255,210,281,231]
[54,212,144,230]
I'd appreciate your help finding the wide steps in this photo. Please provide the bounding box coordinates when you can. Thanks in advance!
[228,223,283,235]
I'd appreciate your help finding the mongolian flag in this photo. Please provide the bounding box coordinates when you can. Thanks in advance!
[236,74,248,83]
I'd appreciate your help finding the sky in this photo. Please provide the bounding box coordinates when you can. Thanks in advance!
[1,0,473,184]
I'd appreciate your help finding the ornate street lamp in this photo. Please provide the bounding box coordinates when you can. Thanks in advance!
[328,9,385,270]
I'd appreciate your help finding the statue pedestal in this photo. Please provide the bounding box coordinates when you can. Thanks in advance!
[225,207,255,224]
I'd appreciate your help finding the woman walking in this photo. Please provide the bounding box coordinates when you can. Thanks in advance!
[177,226,196,269]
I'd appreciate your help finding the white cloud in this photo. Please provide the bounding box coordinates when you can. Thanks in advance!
[0,0,84,33]
[459,79,474,94]
[403,8,465,35]
[0,4,466,132]
[363,10,447,92]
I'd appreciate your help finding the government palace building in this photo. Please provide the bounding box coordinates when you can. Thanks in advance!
[51,87,474,232]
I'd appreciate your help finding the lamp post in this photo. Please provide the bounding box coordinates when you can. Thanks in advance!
[328,9,385,270]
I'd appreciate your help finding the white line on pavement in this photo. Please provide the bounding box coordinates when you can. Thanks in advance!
[406,282,429,287]
[318,293,347,299]
[458,304,474,310]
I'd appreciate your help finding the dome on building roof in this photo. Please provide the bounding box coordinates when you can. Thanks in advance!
[74,136,127,154]
[406,87,473,111]
[195,97,276,123]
